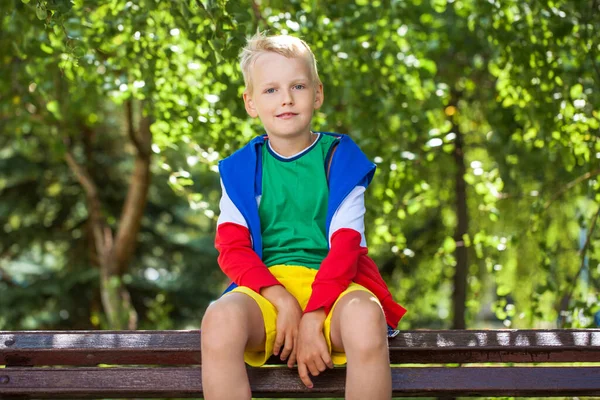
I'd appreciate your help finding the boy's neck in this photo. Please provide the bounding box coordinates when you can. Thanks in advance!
[267,131,317,157]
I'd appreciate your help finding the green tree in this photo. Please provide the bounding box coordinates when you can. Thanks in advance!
[1,0,598,334]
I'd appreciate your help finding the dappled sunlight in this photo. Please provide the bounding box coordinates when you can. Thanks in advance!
[496,331,510,346]
[394,330,600,350]
[436,333,455,347]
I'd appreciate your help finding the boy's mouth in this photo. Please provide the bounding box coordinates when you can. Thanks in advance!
[276,112,298,119]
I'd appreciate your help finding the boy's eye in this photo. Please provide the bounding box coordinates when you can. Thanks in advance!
[265,88,276,94]
[293,84,305,90]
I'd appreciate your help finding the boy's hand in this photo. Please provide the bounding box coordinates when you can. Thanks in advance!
[296,309,333,388]
[260,285,302,366]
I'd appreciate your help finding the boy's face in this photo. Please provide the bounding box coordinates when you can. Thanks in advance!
[243,52,323,142]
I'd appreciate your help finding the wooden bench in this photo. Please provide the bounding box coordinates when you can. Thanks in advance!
[1,329,600,398]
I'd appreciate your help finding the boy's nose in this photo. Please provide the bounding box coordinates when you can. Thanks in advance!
[282,90,294,106]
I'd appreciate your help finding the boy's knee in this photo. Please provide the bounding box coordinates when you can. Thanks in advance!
[201,297,250,345]
[340,294,387,353]
[341,293,386,326]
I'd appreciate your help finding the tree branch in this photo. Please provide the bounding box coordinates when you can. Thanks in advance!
[193,0,214,21]
[113,112,153,275]
[558,204,600,326]
[251,0,267,27]
[64,140,99,200]
[126,100,143,154]
[64,137,114,267]
[138,114,152,158]
[543,168,600,210]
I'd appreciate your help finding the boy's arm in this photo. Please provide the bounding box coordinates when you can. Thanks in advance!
[297,185,366,388]
[217,186,303,364]
[215,180,280,292]
[304,185,367,314]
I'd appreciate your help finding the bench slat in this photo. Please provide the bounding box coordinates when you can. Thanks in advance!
[1,367,600,398]
[2,330,600,365]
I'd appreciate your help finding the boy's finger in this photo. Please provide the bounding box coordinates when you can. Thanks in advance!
[298,362,313,388]
[314,358,327,373]
[317,337,334,368]
[280,333,293,360]
[307,360,321,377]
[287,348,297,368]
[273,331,284,356]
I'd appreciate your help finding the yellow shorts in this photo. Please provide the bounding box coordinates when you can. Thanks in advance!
[224,265,379,367]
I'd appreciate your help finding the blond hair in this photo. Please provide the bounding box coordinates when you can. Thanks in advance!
[239,32,321,93]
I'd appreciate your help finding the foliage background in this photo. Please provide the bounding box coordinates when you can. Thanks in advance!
[1,0,599,338]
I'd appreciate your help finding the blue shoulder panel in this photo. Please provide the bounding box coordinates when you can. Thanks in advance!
[324,133,376,239]
[218,135,265,258]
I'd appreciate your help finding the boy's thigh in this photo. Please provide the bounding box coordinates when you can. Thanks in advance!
[225,286,280,365]
[206,291,267,351]
[327,287,385,353]
[227,286,281,352]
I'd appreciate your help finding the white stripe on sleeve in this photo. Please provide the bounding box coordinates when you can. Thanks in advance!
[328,185,367,247]
[217,179,248,228]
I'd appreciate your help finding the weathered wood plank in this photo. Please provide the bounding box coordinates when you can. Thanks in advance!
[0,331,201,366]
[1,367,600,398]
[2,330,600,366]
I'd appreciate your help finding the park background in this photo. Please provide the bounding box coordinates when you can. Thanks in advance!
[1,0,599,337]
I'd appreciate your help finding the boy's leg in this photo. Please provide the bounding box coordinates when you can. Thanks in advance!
[329,290,391,400]
[201,292,266,400]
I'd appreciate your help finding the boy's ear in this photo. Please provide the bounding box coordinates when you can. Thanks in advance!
[243,91,259,118]
[314,83,324,110]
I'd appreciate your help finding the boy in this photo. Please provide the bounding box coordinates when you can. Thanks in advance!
[201,32,407,400]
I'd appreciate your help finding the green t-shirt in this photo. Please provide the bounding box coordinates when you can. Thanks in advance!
[259,133,337,270]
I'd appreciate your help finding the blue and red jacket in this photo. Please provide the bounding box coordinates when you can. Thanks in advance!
[215,132,406,328]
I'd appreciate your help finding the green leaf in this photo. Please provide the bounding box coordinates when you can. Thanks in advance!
[442,236,456,253]
[36,3,47,20]
[46,100,63,120]
[569,84,583,99]
[40,42,54,54]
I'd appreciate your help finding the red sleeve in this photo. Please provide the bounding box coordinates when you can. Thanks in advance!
[215,222,281,293]
[304,228,366,314]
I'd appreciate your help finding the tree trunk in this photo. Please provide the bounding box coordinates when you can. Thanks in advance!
[65,103,151,330]
[451,94,469,330]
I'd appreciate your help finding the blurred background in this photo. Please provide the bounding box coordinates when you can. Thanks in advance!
[1,0,599,332]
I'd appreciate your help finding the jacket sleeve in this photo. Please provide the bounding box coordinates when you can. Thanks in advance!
[215,179,281,292]
[304,185,367,314]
